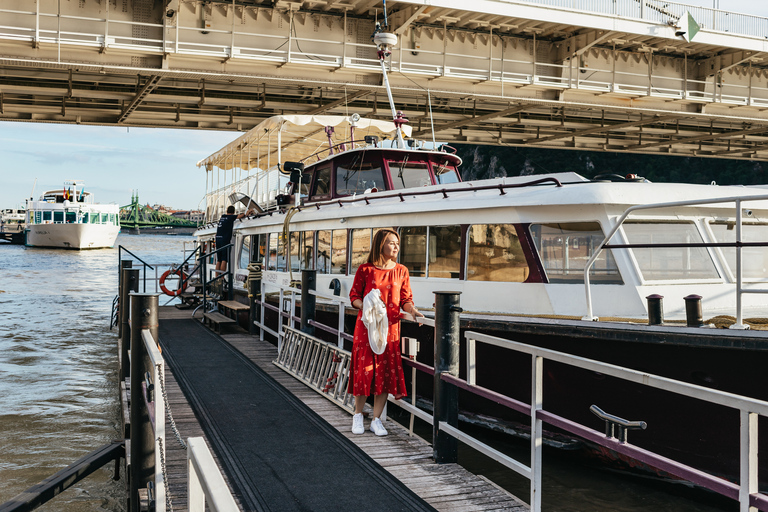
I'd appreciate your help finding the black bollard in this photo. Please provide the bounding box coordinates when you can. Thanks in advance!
[118,260,132,339]
[684,294,703,327]
[120,268,139,381]
[249,263,262,335]
[433,291,462,464]
[129,293,159,512]
[646,294,664,326]
[300,269,317,336]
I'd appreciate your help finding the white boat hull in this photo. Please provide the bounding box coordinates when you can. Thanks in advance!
[25,223,120,249]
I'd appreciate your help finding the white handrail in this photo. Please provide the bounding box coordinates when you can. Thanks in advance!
[581,193,768,326]
[142,329,166,512]
[463,328,768,512]
[187,437,239,512]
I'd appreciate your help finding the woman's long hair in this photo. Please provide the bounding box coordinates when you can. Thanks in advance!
[367,228,399,267]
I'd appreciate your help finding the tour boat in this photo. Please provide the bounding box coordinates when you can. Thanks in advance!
[25,181,120,250]
[191,31,768,487]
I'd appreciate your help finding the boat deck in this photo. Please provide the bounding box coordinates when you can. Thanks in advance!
[156,306,528,512]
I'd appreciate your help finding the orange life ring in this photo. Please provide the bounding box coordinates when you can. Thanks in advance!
[159,268,187,296]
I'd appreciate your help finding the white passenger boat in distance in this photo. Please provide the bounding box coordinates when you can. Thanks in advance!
[25,181,120,250]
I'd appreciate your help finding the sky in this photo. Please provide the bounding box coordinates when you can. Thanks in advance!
[0,0,766,212]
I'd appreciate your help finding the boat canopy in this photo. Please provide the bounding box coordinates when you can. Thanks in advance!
[196,115,413,172]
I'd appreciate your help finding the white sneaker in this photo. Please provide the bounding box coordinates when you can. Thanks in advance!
[352,413,365,435]
[369,417,388,437]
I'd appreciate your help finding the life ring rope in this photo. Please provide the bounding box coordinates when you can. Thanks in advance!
[160,267,187,296]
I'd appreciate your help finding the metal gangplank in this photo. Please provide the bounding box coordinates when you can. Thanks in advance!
[3,1,768,160]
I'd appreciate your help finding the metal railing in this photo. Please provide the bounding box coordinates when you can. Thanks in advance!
[257,275,768,511]
[581,193,768,328]
[2,2,768,110]
[186,438,239,512]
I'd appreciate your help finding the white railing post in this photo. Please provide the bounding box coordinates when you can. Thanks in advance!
[739,410,758,512]
[530,354,543,512]
[466,337,476,386]
[143,329,166,512]
[732,200,747,329]
[337,302,345,348]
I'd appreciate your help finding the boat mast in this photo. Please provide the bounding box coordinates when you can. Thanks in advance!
[373,8,407,149]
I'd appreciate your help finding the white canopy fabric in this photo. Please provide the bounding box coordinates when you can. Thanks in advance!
[197,115,413,172]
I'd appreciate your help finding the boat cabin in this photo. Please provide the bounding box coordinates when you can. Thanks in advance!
[292,148,462,203]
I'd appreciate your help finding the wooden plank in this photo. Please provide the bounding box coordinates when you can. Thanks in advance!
[218,300,249,311]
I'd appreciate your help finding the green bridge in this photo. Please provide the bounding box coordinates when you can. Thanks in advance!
[120,193,198,230]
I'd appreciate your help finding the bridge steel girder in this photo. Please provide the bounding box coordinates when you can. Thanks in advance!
[2,1,768,160]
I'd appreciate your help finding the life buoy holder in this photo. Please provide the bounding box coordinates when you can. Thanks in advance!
[159,268,187,296]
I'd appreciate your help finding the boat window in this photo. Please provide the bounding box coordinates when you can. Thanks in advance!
[239,236,251,270]
[389,162,432,190]
[90,212,99,223]
[429,225,462,278]
[42,211,51,222]
[54,211,64,223]
[710,222,768,281]
[250,234,265,265]
[267,233,279,271]
[301,231,315,270]
[317,230,331,273]
[312,166,332,198]
[399,226,426,277]
[288,231,301,272]
[110,214,116,225]
[530,222,623,284]
[65,212,76,223]
[468,224,529,282]
[336,163,385,196]
[624,221,719,281]
[433,163,460,185]
[350,229,371,275]
[101,214,109,224]
[331,229,347,274]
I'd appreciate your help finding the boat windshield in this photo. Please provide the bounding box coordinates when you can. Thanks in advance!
[433,163,460,185]
[389,161,432,190]
[335,162,385,195]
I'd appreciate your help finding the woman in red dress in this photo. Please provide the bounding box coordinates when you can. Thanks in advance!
[348,229,423,436]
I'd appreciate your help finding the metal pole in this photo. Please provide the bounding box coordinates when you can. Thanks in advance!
[433,291,461,464]
[249,264,262,335]
[129,293,159,512]
[300,269,316,336]
[120,268,139,381]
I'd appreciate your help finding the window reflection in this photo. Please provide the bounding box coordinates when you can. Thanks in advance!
[530,222,622,284]
[468,224,529,282]
[390,162,432,190]
[710,222,768,281]
[428,225,461,278]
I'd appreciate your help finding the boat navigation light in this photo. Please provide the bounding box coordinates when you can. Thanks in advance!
[350,113,360,125]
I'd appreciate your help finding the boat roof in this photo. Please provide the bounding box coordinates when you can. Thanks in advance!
[197,115,414,172]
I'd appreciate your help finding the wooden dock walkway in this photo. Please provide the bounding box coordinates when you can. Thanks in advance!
[156,306,528,512]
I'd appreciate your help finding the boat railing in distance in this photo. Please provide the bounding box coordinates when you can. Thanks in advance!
[583,193,768,328]
[137,327,238,512]
[263,278,768,512]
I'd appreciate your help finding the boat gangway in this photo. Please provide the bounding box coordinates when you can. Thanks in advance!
[115,250,768,512]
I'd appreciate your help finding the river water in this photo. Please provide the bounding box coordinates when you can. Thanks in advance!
[0,233,191,511]
[0,233,737,511]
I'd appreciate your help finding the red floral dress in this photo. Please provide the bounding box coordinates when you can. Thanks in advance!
[348,263,413,399]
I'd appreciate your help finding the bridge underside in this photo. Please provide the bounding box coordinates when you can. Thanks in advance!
[3,0,768,161]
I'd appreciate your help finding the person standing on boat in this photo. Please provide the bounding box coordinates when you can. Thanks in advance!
[348,229,423,436]
[215,205,252,272]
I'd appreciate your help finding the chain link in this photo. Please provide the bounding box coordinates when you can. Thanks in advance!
[157,437,174,512]
[157,364,187,450]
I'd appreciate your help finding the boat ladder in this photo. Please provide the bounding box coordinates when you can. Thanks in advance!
[273,327,355,413]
